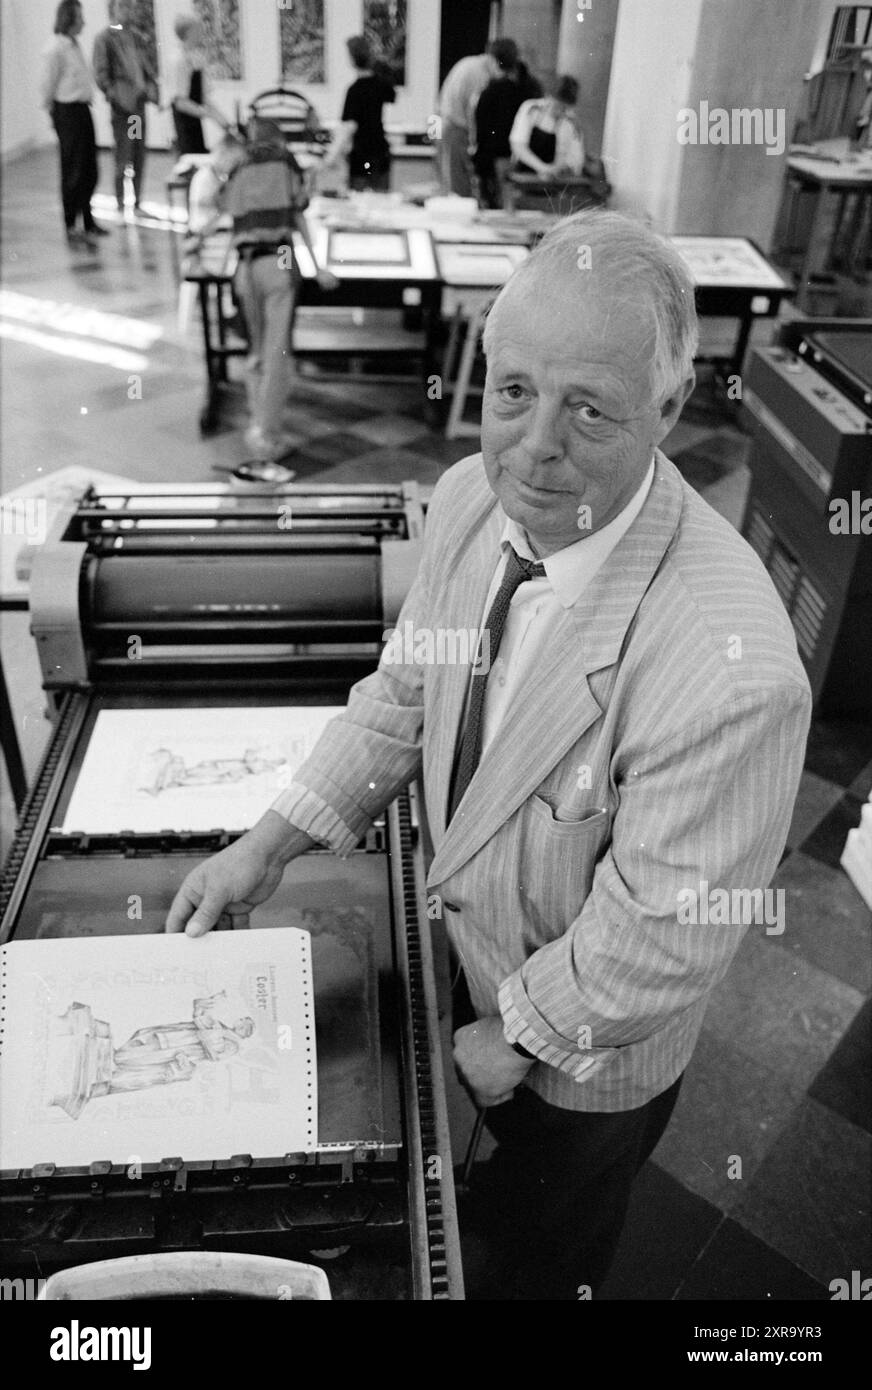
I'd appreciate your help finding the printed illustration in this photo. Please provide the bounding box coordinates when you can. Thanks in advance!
[48,991,258,1118]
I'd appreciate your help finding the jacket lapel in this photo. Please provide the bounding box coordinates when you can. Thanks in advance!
[422,494,503,846]
[426,452,685,885]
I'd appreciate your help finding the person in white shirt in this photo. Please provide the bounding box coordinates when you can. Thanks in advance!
[169,13,230,155]
[436,38,518,196]
[510,75,584,180]
[185,133,245,236]
[41,0,104,247]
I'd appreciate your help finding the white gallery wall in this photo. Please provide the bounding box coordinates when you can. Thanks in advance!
[2,0,440,159]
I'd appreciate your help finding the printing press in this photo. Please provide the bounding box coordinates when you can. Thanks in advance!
[0,481,464,1300]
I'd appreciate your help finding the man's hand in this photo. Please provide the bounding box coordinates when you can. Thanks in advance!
[316,268,340,291]
[453,1017,534,1108]
[165,812,315,936]
[165,836,284,936]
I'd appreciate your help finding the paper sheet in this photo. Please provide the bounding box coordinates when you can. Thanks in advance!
[61,706,343,834]
[0,930,317,1170]
[671,236,787,289]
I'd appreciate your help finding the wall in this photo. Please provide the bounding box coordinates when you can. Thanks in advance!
[600,0,841,243]
[556,0,619,156]
[2,0,441,159]
[600,0,703,228]
[501,0,562,89]
[2,0,59,158]
[674,0,830,244]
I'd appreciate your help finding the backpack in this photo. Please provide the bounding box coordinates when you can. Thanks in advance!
[224,144,309,249]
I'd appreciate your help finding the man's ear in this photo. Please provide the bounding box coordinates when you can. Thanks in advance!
[653,372,696,447]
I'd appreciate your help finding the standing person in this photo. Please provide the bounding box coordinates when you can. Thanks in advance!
[323,36,395,192]
[169,13,229,156]
[191,119,337,463]
[40,0,105,248]
[473,59,542,208]
[166,209,811,1300]
[92,0,159,217]
[510,75,585,179]
[436,38,518,197]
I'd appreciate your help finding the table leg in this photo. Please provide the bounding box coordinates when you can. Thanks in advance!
[446,308,484,439]
[0,653,27,813]
[797,184,834,310]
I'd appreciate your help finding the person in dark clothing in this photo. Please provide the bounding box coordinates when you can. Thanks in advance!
[474,60,543,209]
[170,12,229,155]
[324,35,395,192]
[92,0,159,215]
[40,0,104,248]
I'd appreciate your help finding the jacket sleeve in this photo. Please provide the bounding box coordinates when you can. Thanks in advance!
[499,680,812,1078]
[270,478,454,853]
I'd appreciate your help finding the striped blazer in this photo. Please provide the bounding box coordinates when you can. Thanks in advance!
[277,450,812,1111]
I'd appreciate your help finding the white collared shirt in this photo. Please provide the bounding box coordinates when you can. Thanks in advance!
[477,459,655,755]
[41,35,94,107]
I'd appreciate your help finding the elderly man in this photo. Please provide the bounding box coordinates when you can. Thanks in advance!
[166,210,811,1300]
[92,0,158,214]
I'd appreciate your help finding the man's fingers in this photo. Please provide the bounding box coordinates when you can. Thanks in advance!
[185,888,230,938]
[165,880,201,934]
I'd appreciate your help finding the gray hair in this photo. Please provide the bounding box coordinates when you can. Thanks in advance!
[483,209,699,406]
[174,12,197,41]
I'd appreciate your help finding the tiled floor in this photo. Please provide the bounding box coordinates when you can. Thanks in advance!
[1,146,870,1300]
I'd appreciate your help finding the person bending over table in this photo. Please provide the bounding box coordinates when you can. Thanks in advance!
[167,209,811,1300]
[169,11,229,155]
[510,75,584,180]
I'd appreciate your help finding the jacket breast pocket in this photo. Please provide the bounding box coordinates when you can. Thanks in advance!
[520,796,611,941]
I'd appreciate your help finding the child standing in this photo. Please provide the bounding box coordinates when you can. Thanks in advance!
[225,118,337,462]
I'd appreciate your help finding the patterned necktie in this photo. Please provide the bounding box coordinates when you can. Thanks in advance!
[447,545,546,822]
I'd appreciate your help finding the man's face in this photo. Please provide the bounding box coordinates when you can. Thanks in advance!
[481,272,691,555]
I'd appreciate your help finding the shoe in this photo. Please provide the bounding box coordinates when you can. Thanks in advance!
[85,221,110,236]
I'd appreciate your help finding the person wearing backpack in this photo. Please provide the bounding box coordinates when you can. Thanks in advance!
[220,119,338,462]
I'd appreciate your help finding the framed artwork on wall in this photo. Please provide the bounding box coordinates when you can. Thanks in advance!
[363,0,407,87]
[279,0,326,85]
[192,0,243,81]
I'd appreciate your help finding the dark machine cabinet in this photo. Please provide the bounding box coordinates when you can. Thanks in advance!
[741,320,872,714]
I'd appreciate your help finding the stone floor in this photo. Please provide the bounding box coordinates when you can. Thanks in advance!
[1,146,869,1300]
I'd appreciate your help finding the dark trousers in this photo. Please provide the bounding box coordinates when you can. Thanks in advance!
[51,101,98,230]
[453,971,682,1300]
[111,98,146,207]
